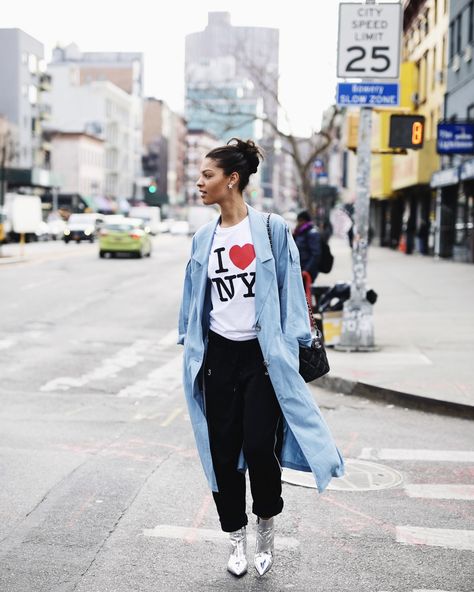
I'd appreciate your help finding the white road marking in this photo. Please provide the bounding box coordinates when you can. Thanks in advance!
[143,525,299,549]
[160,407,183,427]
[396,526,474,552]
[405,484,474,500]
[40,339,153,392]
[117,354,182,398]
[0,339,15,351]
[359,448,474,463]
[158,329,179,346]
[413,590,464,592]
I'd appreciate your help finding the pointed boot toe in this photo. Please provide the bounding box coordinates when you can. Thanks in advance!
[254,551,273,576]
[227,527,248,577]
[254,517,275,577]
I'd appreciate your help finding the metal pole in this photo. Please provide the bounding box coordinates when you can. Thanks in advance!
[336,105,377,351]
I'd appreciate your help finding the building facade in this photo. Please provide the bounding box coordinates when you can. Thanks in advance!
[185,129,219,204]
[431,0,474,262]
[50,132,104,198]
[0,29,51,173]
[45,61,137,200]
[48,45,143,197]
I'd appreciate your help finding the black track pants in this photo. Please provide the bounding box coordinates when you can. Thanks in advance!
[204,330,284,533]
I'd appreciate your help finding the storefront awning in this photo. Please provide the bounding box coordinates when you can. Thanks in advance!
[430,167,459,188]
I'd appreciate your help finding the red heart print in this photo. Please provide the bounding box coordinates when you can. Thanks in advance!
[229,244,256,270]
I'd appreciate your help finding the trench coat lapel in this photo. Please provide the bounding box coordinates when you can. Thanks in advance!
[247,206,275,321]
[190,217,219,306]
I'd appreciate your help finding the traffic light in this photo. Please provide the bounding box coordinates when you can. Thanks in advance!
[389,114,425,149]
[147,181,157,194]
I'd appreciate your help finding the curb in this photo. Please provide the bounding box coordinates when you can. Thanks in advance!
[318,374,474,420]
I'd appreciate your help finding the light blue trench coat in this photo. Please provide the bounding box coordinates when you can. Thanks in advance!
[178,205,344,493]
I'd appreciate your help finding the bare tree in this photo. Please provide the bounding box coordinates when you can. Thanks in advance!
[186,48,339,212]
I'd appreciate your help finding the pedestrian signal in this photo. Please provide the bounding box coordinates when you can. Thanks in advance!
[389,114,425,149]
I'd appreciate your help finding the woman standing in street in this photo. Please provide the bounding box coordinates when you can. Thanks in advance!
[178,138,344,578]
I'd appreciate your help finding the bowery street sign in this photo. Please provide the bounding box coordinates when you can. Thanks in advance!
[337,2,402,79]
[336,82,399,106]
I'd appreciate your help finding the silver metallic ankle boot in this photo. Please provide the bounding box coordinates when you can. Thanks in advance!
[254,517,274,576]
[227,527,248,576]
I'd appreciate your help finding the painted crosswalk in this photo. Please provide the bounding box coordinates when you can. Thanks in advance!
[358,447,474,555]
[359,448,474,463]
[39,329,181,395]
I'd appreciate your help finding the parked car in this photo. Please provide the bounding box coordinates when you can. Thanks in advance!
[63,213,103,243]
[98,218,152,258]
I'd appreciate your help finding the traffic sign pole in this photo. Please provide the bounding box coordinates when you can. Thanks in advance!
[336,0,402,351]
[337,105,376,351]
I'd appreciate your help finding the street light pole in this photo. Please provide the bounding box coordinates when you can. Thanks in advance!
[336,105,377,351]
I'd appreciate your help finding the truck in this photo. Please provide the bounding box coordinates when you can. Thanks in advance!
[1,193,43,242]
[128,206,161,235]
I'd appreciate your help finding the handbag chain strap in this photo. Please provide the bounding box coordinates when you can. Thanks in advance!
[266,214,318,335]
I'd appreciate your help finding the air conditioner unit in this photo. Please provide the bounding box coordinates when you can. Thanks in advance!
[435,70,444,83]
[464,45,473,63]
[452,54,461,72]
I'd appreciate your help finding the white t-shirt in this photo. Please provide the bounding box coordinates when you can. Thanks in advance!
[208,216,257,341]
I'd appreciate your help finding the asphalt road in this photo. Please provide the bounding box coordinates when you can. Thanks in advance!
[0,237,473,592]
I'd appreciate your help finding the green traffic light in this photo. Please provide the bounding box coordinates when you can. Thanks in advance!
[148,184,157,194]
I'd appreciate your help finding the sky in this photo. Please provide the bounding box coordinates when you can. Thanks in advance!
[2,0,341,137]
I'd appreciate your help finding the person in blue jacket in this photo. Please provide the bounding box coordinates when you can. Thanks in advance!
[293,210,322,282]
[178,138,344,578]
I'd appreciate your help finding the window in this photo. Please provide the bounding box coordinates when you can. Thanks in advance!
[28,54,37,74]
[432,46,437,89]
[456,14,462,54]
[434,0,438,25]
[468,103,474,119]
[469,1,473,44]
[449,22,455,59]
[424,9,430,35]
[442,34,447,69]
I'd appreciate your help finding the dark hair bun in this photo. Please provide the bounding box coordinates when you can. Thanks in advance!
[227,138,264,174]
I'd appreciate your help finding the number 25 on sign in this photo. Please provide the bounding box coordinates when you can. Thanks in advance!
[337,2,402,80]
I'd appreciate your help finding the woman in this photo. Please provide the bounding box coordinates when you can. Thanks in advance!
[178,138,344,578]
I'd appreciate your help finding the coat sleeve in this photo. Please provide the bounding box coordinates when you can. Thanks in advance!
[272,218,312,348]
[177,238,195,345]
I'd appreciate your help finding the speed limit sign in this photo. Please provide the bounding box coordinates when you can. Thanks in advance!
[337,2,402,79]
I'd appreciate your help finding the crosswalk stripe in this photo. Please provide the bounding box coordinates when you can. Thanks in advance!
[40,339,153,392]
[117,354,182,398]
[0,339,15,351]
[143,525,299,549]
[405,484,474,500]
[158,329,179,346]
[360,448,474,463]
[396,526,474,551]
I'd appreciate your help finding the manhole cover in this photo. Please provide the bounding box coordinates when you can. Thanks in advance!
[282,459,403,491]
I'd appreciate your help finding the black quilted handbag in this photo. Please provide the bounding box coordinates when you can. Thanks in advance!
[266,214,330,382]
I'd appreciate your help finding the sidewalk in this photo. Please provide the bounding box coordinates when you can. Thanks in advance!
[316,237,474,418]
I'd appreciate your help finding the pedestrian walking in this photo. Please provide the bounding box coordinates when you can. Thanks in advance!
[178,138,344,578]
[293,210,322,282]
